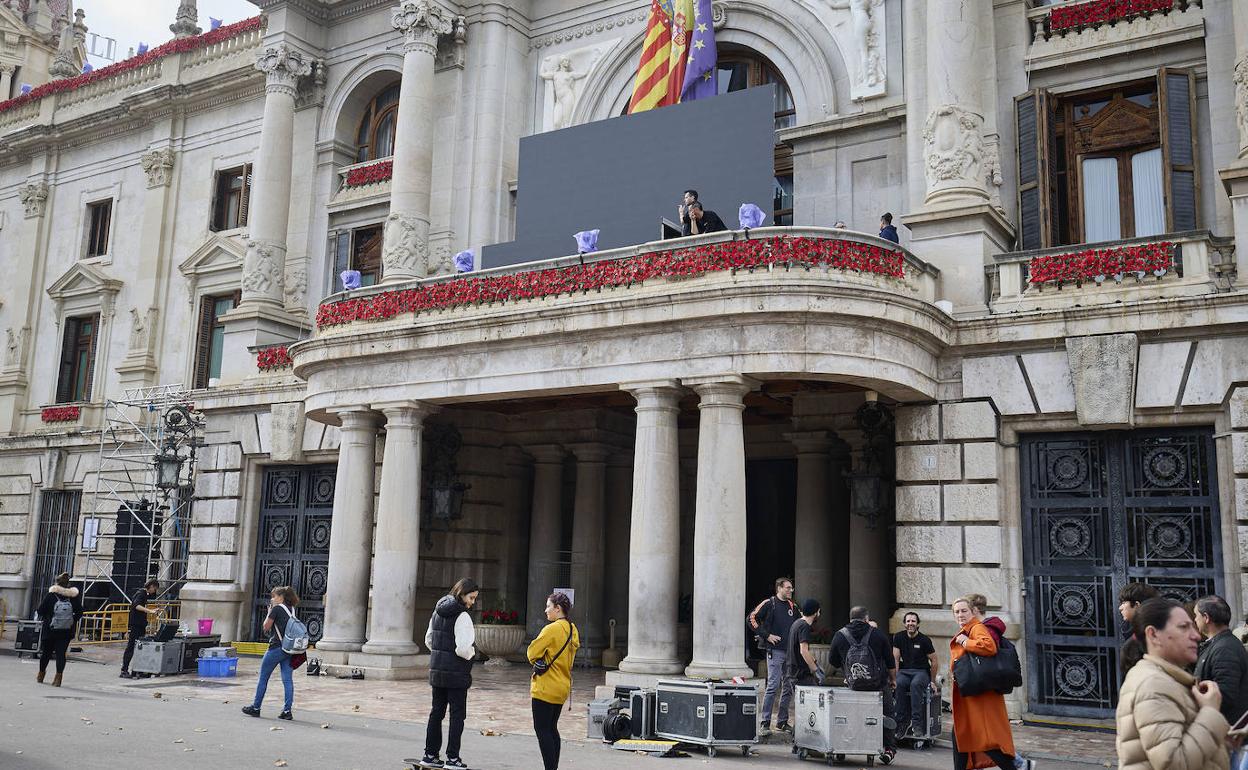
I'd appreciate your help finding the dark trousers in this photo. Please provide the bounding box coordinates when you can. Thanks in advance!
[39,631,71,674]
[121,628,143,672]
[425,686,468,759]
[950,728,1014,770]
[532,698,563,770]
[895,669,931,731]
[880,685,897,750]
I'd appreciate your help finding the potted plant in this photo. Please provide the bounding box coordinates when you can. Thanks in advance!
[474,601,524,665]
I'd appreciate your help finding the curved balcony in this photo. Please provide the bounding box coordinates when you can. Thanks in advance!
[293,227,947,418]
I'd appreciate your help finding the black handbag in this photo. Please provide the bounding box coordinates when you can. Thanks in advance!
[953,635,1023,697]
[532,620,574,677]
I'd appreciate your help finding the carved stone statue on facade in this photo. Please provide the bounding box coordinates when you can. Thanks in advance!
[1236,57,1248,158]
[170,0,201,38]
[140,148,175,188]
[128,307,150,351]
[241,240,282,296]
[284,264,308,308]
[542,56,589,130]
[20,181,48,218]
[382,212,429,276]
[4,327,22,369]
[923,104,986,196]
[825,0,885,97]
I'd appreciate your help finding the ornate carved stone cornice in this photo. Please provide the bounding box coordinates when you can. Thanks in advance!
[254,42,314,96]
[529,8,646,50]
[392,1,454,57]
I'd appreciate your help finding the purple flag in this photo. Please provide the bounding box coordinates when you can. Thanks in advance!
[680,0,717,102]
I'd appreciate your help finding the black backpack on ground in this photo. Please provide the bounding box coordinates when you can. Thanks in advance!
[838,626,885,691]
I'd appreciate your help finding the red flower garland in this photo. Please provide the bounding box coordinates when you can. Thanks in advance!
[1048,0,1173,32]
[256,345,293,371]
[0,17,263,115]
[1027,241,1174,286]
[41,406,81,423]
[344,159,394,188]
[316,236,908,329]
[479,608,521,625]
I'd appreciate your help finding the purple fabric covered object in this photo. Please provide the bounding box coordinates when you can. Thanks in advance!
[575,229,600,254]
[739,203,766,230]
[454,250,475,273]
[340,270,362,290]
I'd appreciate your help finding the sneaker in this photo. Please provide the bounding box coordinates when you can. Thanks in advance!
[880,748,896,765]
[776,721,793,733]
[241,706,261,717]
[417,755,444,769]
[1014,758,1036,770]
[119,670,132,679]
[760,720,771,732]
[443,758,468,769]
[278,711,293,721]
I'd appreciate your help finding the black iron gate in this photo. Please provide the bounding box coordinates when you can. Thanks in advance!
[30,491,82,617]
[1021,428,1222,718]
[251,465,335,643]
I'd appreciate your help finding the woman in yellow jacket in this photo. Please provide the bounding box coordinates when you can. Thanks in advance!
[527,592,580,770]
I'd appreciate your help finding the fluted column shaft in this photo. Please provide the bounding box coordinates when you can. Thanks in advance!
[361,401,432,656]
[685,375,755,681]
[241,44,311,307]
[569,443,610,657]
[1234,5,1248,160]
[384,1,452,282]
[526,445,565,640]
[318,409,381,652]
[620,382,684,674]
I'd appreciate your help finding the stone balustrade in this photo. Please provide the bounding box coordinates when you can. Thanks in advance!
[330,158,395,209]
[1024,0,1205,70]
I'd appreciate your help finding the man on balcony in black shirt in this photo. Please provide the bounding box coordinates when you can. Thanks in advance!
[682,201,727,236]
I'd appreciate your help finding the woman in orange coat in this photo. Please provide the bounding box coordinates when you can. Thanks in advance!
[949,596,1029,770]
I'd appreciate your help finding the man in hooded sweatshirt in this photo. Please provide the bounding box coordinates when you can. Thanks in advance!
[419,578,479,769]
[829,606,898,762]
[36,571,83,686]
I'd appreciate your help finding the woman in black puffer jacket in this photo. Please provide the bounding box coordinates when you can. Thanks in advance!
[36,572,83,687]
[418,578,479,770]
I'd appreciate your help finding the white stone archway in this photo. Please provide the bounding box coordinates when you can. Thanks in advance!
[318,53,405,151]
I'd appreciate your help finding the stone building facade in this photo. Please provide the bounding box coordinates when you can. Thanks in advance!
[1,0,1247,718]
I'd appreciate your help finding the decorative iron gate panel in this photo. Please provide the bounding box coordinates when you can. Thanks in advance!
[30,491,81,617]
[1021,429,1221,718]
[251,465,336,643]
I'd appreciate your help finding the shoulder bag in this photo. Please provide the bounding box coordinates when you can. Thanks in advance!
[952,634,1023,697]
[532,619,574,677]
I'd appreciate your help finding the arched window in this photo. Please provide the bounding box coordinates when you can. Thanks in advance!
[355,83,400,163]
[716,49,796,225]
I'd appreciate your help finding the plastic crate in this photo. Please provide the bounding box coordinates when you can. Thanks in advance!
[197,656,239,677]
[232,641,269,657]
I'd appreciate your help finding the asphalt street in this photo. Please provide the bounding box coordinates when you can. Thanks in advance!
[0,654,1101,769]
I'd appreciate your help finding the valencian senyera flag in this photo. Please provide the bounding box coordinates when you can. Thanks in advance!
[627,0,717,114]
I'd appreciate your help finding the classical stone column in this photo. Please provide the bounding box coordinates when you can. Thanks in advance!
[358,401,432,676]
[0,65,15,100]
[786,431,834,611]
[684,375,755,681]
[569,443,610,661]
[1234,6,1248,162]
[384,1,453,283]
[316,409,381,662]
[525,445,565,640]
[619,382,684,674]
[240,43,311,309]
[1222,6,1248,287]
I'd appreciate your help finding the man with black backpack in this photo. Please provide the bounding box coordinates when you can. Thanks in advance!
[829,606,897,762]
[747,577,798,733]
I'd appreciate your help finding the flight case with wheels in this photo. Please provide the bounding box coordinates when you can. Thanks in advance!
[654,679,758,757]
[15,620,41,658]
[792,685,889,766]
[898,685,942,750]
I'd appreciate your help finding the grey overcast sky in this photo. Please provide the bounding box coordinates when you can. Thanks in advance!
[80,0,259,65]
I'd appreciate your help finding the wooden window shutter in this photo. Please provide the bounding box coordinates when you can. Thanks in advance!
[239,164,253,227]
[1158,68,1198,232]
[55,317,81,404]
[83,313,99,401]
[193,296,216,389]
[1015,89,1058,250]
[333,232,351,277]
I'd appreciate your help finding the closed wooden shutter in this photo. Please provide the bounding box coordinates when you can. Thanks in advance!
[193,296,216,389]
[1158,68,1198,232]
[1015,89,1059,250]
[239,163,253,227]
[55,317,81,404]
[83,314,99,401]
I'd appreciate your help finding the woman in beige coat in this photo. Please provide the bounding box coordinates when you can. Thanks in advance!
[1117,597,1231,770]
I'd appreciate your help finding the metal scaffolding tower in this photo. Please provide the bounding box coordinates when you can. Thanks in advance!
[81,384,205,607]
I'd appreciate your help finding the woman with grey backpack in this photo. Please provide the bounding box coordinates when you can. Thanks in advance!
[35,571,82,686]
[242,585,306,720]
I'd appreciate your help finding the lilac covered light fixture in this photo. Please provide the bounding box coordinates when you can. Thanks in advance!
[739,203,766,231]
[210,17,223,30]
[454,250,475,273]
[340,270,362,291]
[575,229,600,254]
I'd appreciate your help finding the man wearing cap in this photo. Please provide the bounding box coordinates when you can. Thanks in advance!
[786,599,825,687]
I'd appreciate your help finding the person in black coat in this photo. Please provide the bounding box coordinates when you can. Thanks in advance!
[36,572,83,686]
[681,201,727,236]
[1194,594,1248,725]
[419,578,480,770]
[829,606,898,760]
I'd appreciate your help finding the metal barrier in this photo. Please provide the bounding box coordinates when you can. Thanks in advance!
[77,600,181,644]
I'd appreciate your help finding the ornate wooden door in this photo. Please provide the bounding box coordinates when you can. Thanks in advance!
[1020,428,1221,718]
[251,465,336,643]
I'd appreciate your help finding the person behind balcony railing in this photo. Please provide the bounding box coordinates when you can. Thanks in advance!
[682,201,727,237]
[35,572,82,687]
[879,212,900,244]
[418,577,480,770]
[677,189,699,229]
[120,579,159,679]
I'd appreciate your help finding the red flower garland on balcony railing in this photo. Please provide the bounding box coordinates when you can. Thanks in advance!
[344,159,394,188]
[41,406,81,423]
[0,17,263,115]
[1048,0,1173,32]
[256,346,293,371]
[316,236,908,329]
[1027,241,1174,286]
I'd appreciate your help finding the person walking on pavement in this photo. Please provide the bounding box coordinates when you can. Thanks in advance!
[748,576,798,732]
[528,592,580,770]
[120,579,159,678]
[1119,583,1160,677]
[419,578,480,770]
[829,606,898,763]
[949,596,1033,770]
[786,599,825,686]
[892,611,938,740]
[1194,594,1248,727]
[1118,597,1230,770]
[241,586,300,721]
[35,571,82,686]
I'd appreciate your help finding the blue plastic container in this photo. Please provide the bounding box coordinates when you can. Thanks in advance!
[197,656,239,677]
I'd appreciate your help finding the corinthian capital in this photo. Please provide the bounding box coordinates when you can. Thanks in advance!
[392,1,454,56]
[255,43,314,96]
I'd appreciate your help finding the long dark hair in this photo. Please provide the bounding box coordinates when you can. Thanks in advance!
[272,585,300,607]
[1133,597,1183,642]
[451,577,479,604]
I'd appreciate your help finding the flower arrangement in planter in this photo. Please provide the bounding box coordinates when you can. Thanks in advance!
[316,236,908,329]
[344,159,394,188]
[256,345,293,371]
[1027,241,1174,288]
[0,17,263,115]
[474,603,524,664]
[41,406,81,423]
[1048,0,1174,33]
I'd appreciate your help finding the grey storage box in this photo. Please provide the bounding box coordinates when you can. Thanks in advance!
[199,646,235,658]
[792,685,883,765]
[131,639,184,675]
[654,679,757,757]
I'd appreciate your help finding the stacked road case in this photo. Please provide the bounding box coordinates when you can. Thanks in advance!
[897,685,943,750]
[654,679,758,757]
[792,685,888,766]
